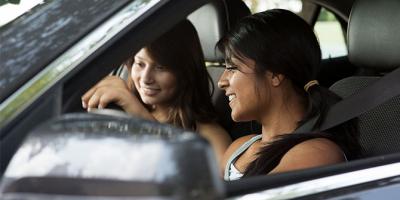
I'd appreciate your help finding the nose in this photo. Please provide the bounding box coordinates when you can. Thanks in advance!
[217,70,229,89]
[141,66,154,84]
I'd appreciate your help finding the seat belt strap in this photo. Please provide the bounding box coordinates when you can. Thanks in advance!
[320,66,400,131]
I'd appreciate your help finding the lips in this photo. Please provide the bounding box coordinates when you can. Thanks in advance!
[141,87,160,96]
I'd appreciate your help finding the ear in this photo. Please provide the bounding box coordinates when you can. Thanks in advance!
[269,73,285,87]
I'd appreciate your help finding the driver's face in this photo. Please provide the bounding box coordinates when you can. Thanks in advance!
[131,48,177,106]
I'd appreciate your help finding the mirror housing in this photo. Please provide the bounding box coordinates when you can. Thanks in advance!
[0,113,224,199]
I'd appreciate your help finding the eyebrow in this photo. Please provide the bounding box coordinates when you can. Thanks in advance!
[229,56,246,67]
[134,56,145,60]
[134,56,153,65]
[133,56,168,69]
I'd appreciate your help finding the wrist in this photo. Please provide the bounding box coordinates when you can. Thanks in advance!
[124,103,155,121]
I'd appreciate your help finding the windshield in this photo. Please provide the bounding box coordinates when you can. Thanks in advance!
[0,0,133,103]
[0,0,165,129]
[0,0,50,28]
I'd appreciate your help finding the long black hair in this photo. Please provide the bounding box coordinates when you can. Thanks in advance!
[217,9,361,176]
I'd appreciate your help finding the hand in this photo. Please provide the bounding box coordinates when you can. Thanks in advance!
[81,76,153,120]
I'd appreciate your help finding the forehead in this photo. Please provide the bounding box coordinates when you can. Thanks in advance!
[224,45,255,65]
[134,48,163,67]
[135,48,152,60]
[227,54,256,71]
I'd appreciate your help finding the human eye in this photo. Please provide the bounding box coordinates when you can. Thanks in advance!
[134,61,145,68]
[225,63,238,73]
[155,65,167,71]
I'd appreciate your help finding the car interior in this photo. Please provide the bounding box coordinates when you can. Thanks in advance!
[163,0,400,195]
[1,0,400,198]
[75,0,400,190]
[187,0,262,140]
[224,0,400,196]
[186,0,400,157]
[329,0,400,157]
[58,0,370,142]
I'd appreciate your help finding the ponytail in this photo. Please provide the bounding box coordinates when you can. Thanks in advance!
[244,84,361,176]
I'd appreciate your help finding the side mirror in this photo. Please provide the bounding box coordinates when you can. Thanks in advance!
[0,113,224,199]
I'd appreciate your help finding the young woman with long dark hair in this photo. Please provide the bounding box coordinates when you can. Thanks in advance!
[82,20,231,166]
[217,9,361,180]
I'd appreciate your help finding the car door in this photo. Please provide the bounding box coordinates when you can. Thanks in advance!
[0,0,209,175]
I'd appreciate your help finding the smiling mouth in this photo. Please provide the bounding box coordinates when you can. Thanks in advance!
[141,87,160,95]
[228,94,236,102]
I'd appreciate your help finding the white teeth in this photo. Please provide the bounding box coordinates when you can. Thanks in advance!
[228,94,236,102]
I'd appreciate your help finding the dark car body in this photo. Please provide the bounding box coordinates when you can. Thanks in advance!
[1,0,400,199]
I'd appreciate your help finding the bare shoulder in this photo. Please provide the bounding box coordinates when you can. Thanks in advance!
[197,122,232,171]
[197,122,231,144]
[227,134,258,153]
[271,137,345,174]
[221,134,258,172]
[293,138,344,157]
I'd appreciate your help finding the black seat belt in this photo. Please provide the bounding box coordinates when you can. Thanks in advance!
[319,66,400,131]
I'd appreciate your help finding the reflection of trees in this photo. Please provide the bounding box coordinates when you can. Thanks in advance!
[247,0,259,12]
[244,0,302,13]
[318,8,336,21]
[0,0,21,7]
[243,0,259,12]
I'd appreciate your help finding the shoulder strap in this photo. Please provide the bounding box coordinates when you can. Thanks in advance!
[293,114,319,133]
[224,134,262,180]
[320,66,400,131]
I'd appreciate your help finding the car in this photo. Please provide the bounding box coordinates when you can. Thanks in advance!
[1,0,400,199]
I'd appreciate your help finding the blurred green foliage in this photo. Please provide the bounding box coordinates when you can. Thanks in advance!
[0,0,21,7]
[318,8,336,21]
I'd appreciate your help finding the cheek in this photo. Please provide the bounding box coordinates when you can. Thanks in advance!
[234,74,258,95]
[131,73,140,87]
[238,77,268,109]
[131,66,143,79]
[252,83,272,112]
[165,79,178,96]
[131,68,137,80]
[158,73,178,93]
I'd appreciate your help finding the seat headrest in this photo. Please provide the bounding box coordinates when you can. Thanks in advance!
[348,0,400,71]
[188,1,229,63]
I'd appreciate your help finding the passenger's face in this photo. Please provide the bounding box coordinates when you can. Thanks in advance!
[131,48,177,106]
[218,56,270,122]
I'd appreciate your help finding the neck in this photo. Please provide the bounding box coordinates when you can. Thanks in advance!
[150,104,170,123]
[259,90,305,143]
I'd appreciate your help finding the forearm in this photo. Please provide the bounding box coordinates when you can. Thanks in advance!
[123,101,156,121]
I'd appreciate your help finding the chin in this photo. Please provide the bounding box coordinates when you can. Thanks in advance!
[140,97,156,105]
[141,100,152,105]
[231,112,245,122]
[231,110,254,122]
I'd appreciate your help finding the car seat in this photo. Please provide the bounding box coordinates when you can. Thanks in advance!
[188,0,258,140]
[329,0,400,157]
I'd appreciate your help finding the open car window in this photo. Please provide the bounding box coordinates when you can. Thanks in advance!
[314,8,348,58]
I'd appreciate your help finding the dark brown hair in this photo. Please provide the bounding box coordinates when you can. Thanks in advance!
[217,9,361,176]
[127,20,217,131]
